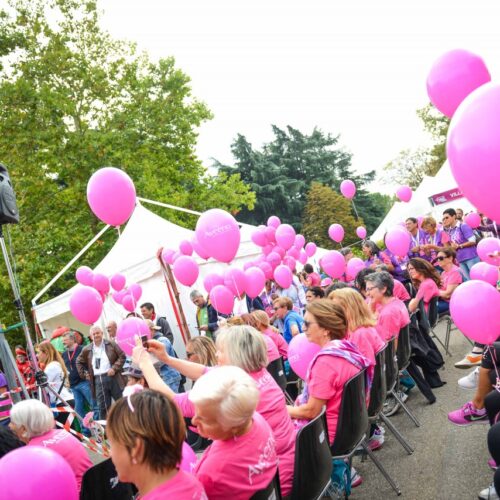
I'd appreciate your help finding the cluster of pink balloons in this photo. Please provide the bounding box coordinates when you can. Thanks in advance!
[87,167,136,226]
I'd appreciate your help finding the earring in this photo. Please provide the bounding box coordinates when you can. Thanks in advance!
[132,458,137,465]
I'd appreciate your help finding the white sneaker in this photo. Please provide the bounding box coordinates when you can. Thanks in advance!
[458,367,480,390]
[478,483,499,499]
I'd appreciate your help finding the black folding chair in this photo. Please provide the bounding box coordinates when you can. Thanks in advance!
[250,469,282,500]
[291,406,333,500]
[421,297,451,356]
[331,369,401,496]
[370,345,414,455]
[266,357,287,393]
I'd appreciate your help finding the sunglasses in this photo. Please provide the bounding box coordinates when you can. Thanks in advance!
[436,256,447,261]
[273,306,282,311]
[365,286,376,292]
[303,320,317,329]
[186,351,194,359]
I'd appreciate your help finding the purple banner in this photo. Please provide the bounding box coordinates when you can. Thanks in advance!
[429,187,464,206]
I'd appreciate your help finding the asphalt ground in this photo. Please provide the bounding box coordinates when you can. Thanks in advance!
[353,320,492,500]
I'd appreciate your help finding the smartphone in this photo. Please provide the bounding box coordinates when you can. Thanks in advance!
[141,335,149,348]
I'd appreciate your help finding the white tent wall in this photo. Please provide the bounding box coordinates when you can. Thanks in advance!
[32,203,262,356]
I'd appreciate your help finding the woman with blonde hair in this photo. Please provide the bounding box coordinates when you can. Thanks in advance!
[132,325,295,497]
[420,216,446,262]
[251,310,288,360]
[185,336,217,367]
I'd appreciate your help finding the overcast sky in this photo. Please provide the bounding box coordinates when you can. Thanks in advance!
[99,0,500,190]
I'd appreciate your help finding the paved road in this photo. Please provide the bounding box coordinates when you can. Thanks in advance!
[353,320,491,500]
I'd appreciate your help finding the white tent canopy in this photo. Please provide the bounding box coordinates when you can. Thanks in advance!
[32,203,262,356]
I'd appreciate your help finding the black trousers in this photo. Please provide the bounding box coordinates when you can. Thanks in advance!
[94,375,122,419]
[488,422,500,493]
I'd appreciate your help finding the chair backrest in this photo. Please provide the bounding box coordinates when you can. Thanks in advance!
[427,296,439,328]
[368,346,387,418]
[330,368,368,457]
[291,406,332,500]
[396,324,411,371]
[250,469,282,500]
[385,338,398,392]
[266,357,287,392]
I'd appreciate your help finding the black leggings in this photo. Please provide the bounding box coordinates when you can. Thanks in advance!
[488,423,500,493]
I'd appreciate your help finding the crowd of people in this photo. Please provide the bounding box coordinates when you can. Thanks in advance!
[0,206,499,498]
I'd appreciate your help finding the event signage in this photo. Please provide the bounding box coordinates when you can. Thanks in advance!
[429,187,464,206]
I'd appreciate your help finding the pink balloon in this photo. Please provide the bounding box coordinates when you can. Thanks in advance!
[110,273,126,292]
[264,226,276,244]
[321,250,346,279]
[274,264,293,289]
[267,216,281,228]
[447,82,500,223]
[69,286,103,325]
[356,226,367,239]
[427,49,491,118]
[328,223,344,243]
[172,251,181,263]
[116,317,150,356]
[305,242,317,257]
[321,278,332,287]
[129,283,142,302]
[122,294,136,312]
[275,224,296,250]
[112,290,126,304]
[470,262,499,286]
[266,252,282,269]
[0,447,78,500]
[75,266,94,286]
[287,247,300,260]
[203,273,224,293]
[180,442,197,473]
[294,234,305,249]
[209,285,234,315]
[244,267,266,298]
[340,180,356,200]
[258,261,274,280]
[385,227,411,258]
[262,244,274,256]
[179,240,193,256]
[243,261,255,271]
[288,333,322,379]
[464,212,481,229]
[450,280,500,344]
[298,249,308,265]
[251,228,268,247]
[92,273,110,294]
[161,248,176,265]
[223,267,247,297]
[477,237,500,266]
[273,246,286,259]
[195,209,241,263]
[396,185,413,203]
[191,236,210,260]
[173,256,199,286]
[87,167,136,226]
[283,256,297,271]
[346,257,366,281]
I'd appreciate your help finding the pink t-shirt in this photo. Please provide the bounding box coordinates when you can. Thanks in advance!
[307,348,360,444]
[308,272,321,287]
[440,266,463,301]
[264,327,288,360]
[393,280,410,301]
[140,470,207,500]
[375,298,410,341]
[348,326,386,366]
[415,278,440,310]
[263,335,280,363]
[29,429,92,492]
[194,412,278,500]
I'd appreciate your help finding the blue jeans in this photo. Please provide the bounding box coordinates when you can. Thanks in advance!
[72,380,99,421]
[459,256,481,281]
[437,300,449,314]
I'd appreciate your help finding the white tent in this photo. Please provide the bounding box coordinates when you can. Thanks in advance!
[371,161,475,241]
[32,203,262,356]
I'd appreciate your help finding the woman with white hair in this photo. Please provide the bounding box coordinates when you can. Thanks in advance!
[190,366,278,499]
[9,399,91,492]
[132,325,295,497]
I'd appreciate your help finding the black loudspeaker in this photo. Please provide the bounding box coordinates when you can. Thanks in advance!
[0,164,19,225]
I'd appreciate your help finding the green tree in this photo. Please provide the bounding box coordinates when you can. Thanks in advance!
[215,125,386,233]
[0,0,254,346]
[302,183,361,249]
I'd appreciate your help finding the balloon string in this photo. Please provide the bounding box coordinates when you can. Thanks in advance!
[351,200,359,221]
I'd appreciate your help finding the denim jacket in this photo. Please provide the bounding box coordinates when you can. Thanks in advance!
[153,333,181,392]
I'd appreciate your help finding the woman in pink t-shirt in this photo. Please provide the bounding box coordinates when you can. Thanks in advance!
[106,390,207,500]
[435,247,463,314]
[9,399,91,493]
[251,310,289,360]
[365,271,410,342]
[133,326,295,496]
[407,258,441,313]
[286,300,370,445]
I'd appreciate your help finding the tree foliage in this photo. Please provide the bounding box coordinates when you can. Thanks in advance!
[302,183,362,249]
[215,125,389,235]
[0,0,254,345]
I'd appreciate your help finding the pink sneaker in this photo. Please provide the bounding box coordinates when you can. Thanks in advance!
[489,458,498,470]
[448,401,488,426]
